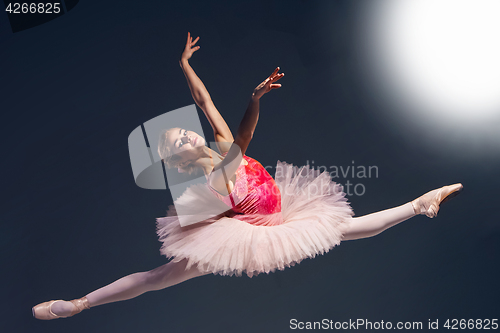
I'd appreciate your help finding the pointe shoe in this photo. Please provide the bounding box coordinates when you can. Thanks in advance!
[32,297,90,320]
[411,183,463,218]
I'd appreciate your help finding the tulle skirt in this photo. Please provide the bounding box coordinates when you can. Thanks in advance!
[156,160,354,278]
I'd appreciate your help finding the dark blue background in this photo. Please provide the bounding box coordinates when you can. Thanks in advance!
[1,1,499,332]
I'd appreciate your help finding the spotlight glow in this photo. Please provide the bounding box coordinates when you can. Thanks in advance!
[361,0,500,124]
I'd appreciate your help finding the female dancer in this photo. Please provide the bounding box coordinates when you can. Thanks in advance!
[33,32,462,320]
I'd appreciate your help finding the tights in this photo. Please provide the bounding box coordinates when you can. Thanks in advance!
[51,202,416,316]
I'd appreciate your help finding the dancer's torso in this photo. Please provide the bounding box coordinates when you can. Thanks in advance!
[206,153,282,216]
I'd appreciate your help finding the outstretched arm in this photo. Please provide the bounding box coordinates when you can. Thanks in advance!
[180,33,233,153]
[233,67,284,156]
[208,68,284,195]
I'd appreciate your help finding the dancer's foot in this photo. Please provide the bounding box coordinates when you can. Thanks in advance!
[411,183,463,218]
[32,297,90,320]
[50,300,76,317]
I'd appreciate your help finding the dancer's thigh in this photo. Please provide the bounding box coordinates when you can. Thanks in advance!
[146,259,209,289]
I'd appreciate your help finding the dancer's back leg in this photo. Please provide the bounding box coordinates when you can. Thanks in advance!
[50,259,208,317]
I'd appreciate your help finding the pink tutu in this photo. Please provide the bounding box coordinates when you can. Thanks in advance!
[156,157,354,278]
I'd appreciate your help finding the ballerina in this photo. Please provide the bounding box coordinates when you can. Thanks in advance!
[33,32,463,320]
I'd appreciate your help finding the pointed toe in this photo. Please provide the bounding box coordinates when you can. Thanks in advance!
[413,183,463,218]
[32,300,60,320]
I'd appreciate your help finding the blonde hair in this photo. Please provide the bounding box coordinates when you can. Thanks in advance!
[158,128,199,175]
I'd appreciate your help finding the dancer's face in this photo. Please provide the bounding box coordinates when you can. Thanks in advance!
[166,127,206,162]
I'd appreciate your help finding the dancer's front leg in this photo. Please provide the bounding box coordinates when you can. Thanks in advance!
[342,203,416,241]
[34,259,209,319]
[342,183,463,241]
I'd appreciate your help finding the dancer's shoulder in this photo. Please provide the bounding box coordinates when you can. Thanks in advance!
[221,151,250,166]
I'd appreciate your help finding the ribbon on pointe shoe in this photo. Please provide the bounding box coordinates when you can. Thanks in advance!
[69,297,91,317]
[412,183,463,218]
[33,297,90,320]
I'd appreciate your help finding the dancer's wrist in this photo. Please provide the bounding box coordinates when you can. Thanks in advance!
[179,58,189,68]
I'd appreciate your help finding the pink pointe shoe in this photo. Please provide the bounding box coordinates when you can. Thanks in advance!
[411,183,463,218]
[32,297,90,320]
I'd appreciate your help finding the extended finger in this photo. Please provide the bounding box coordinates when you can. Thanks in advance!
[191,36,200,46]
[187,32,191,44]
[271,73,284,81]
[269,67,280,78]
[270,83,282,89]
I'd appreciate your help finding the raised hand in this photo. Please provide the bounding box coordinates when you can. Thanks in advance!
[181,32,200,62]
[252,67,284,100]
